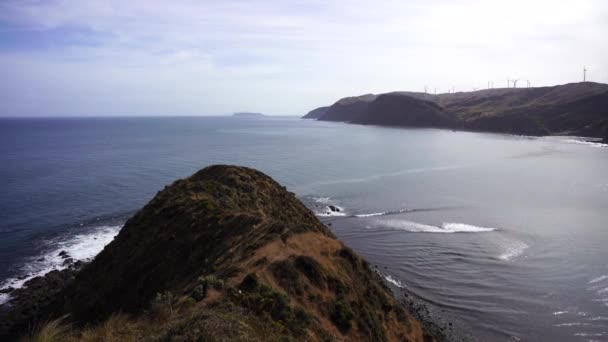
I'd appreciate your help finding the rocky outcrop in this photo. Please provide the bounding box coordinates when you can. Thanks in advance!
[1,165,439,341]
[306,82,608,140]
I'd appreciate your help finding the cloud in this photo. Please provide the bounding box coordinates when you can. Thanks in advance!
[0,0,607,116]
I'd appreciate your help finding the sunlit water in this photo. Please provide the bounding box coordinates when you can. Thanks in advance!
[1,116,607,341]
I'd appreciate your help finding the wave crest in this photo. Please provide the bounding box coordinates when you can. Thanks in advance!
[376,220,497,233]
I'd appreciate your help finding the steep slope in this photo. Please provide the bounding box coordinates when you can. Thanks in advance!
[1,165,438,341]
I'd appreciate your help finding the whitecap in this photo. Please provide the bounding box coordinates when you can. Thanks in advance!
[554,322,591,327]
[564,139,608,148]
[441,223,497,233]
[0,225,121,305]
[589,275,608,284]
[377,220,496,233]
[355,212,387,218]
[553,311,568,315]
[384,275,404,288]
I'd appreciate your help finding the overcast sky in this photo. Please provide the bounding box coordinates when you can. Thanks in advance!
[1,0,607,117]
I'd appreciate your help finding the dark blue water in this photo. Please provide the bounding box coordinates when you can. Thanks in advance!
[1,116,607,341]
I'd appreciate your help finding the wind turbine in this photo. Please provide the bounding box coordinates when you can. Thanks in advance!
[512,79,520,88]
[526,80,531,88]
[583,66,587,82]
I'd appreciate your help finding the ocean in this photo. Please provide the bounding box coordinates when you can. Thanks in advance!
[1,116,607,341]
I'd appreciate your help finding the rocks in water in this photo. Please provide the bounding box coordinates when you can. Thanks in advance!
[0,287,14,294]
[62,258,74,266]
[36,257,45,262]
[328,205,340,212]
[58,251,69,258]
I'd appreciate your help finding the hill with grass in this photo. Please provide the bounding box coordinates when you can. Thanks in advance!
[306,82,608,141]
[0,165,440,341]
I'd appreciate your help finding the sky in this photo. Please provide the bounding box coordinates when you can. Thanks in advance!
[0,0,607,117]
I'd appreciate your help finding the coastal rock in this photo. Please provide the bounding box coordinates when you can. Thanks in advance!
[0,165,441,341]
[0,287,14,294]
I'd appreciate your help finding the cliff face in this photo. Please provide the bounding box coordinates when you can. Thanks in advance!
[1,165,437,341]
[307,82,608,139]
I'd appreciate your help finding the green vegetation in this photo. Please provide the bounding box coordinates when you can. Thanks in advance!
[330,300,354,332]
[148,291,177,322]
[294,255,325,286]
[231,273,311,335]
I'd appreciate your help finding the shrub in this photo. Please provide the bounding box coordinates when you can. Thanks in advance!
[270,260,302,296]
[181,297,197,309]
[191,274,224,301]
[330,300,354,332]
[327,276,348,298]
[294,255,324,286]
[191,284,207,301]
[149,291,176,322]
[198,274,224,290]
[233,273,310,335]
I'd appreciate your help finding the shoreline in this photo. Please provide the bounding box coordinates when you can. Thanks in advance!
[305,117,608,146]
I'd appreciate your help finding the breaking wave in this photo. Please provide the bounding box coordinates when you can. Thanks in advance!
[375,220,497,233]
[384,274,404,288]
[0,225,122,305]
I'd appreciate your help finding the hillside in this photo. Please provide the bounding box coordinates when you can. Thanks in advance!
[0,165,439,341]
[303,106,330,119]
[306,82,608,141]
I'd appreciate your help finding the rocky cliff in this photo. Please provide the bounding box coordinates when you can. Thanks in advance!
[1,165,439,341]
[306,82,608,140]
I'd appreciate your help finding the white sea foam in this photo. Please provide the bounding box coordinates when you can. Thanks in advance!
[355,212,387,218]
[498,240,529,261]
[0,225,121,305]
[441,223,496,233]
[315,205,347,217]
[564,139,608,148]
[377,220,496,233]
[313,197,332,204]
[553,311,568,315]
[384,275,404,288]
[554,322,591,327]
[311,197,347,217]
[589,275,608,284]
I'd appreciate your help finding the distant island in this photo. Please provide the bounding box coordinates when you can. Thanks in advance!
[304,82,608,143]
[233,112,265,117]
